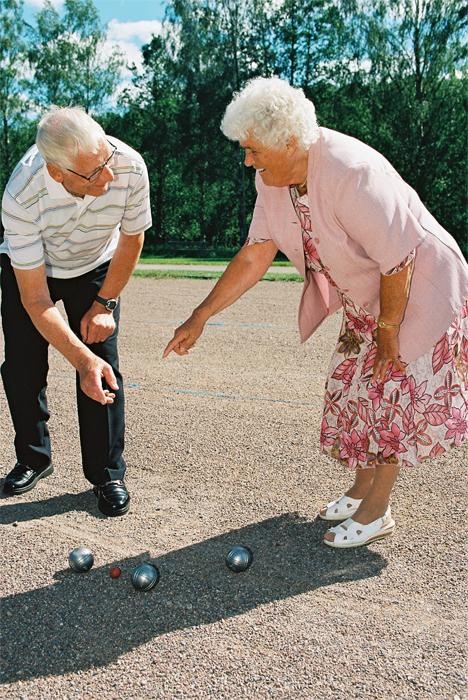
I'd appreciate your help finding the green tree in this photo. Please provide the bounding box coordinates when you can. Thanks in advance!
[105,34,182,246]
[0,0,30,194]
[161,0,257,246]
[273,0,354,89]
[27,0,124,113]
[359,0,467,248]
[103,0,467,253]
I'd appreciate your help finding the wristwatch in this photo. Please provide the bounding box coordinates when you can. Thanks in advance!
[95,295,118,311]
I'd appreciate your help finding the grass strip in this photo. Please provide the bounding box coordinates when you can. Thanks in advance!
[133,269,301,282]
[139,256,292,267]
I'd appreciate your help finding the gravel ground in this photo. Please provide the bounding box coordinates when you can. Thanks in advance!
[0,277,466,700]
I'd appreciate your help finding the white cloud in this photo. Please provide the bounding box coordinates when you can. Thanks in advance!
[100,36,145,107]
[107,19,162,46]
[102,37,143,72]
[105,19,164,78]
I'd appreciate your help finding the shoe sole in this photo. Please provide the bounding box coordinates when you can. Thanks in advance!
[98,501,130,517]
[323,521,395,549]
[2,465,54,495]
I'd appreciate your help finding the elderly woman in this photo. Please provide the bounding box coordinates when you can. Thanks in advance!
[164,77,467,548]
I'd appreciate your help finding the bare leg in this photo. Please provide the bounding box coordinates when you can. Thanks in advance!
[319,466,375,518]
[345,466,376,499]
[324,463,400,542]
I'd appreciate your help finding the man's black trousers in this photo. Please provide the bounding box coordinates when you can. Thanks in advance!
[0,255,126,485]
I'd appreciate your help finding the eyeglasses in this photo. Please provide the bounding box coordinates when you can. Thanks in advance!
[66,141,116,182]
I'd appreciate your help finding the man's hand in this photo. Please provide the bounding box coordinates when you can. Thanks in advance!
[80,304,116,344]
[77,355,119,404]
[13,266,118,404]
[163,313,206,357]
[372,327,406,383]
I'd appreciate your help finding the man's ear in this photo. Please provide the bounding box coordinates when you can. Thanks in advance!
[46,163,63,183]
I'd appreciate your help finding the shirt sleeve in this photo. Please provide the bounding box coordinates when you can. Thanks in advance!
[120,161,152,235]
[245,174,272,246]
[383,248,416,275]
[1,189,45,270]
[335,165,427,273]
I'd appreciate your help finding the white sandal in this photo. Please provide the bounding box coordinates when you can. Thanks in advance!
[319,494,362,521]
[323,508,395,548]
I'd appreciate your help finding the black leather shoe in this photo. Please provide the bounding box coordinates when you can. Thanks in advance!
[93,480,130,516]
[2,463,54,495]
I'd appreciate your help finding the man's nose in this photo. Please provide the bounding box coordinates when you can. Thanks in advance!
[101,165,114,183]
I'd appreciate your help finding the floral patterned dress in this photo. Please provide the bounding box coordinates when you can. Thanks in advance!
[289,188,467,468]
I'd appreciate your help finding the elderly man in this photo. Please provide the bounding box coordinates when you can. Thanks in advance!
[0,107,151,516]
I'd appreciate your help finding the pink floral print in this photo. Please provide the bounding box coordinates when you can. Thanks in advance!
[378,423,408,459]
[339,428,370,468]
[445,407,467,447]
[346,312,377,340]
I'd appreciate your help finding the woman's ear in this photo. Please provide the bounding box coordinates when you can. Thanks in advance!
[286,135,298,151]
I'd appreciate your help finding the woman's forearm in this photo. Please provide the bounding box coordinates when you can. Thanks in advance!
[193,240,278,322]
[162,240,278,358]
[379,260,414,325]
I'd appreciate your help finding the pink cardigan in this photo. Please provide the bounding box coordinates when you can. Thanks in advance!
[248,127,468,362]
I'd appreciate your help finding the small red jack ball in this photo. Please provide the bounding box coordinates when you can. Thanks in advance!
[109,566,122,579]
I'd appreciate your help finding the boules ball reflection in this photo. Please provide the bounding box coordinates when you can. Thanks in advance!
[131,563,160,591]
[225,546,253,572]
[68,546,94,572]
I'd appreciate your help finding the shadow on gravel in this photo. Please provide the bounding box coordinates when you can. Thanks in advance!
[0,490,100,523]
[1,513,387,683]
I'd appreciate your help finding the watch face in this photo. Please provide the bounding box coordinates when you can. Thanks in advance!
[106,299,118,310]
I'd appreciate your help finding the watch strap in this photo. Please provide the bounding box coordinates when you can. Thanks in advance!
[95,295,118,310]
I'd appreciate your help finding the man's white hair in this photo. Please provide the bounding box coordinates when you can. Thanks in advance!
[221,76,319,150]
[36,107,106,170]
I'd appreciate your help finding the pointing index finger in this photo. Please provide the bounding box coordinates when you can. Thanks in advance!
[162,340,175,358]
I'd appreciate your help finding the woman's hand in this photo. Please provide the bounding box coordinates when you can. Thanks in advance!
[372,327,406,383]
[163,313,206,358]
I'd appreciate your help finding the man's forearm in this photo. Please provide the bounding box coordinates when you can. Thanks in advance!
[379,261,414,324]
[97,233,144,300]
[25,301,95,370]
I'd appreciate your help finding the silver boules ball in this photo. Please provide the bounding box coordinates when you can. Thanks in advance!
[68,546,94,572]
[131,563,160,591]
[225,546,253,572]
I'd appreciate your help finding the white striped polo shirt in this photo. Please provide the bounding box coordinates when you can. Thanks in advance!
[0,136,152,278]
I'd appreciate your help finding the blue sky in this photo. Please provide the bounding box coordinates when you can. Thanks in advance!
[24,0,167,69]
[84,0,165,24]
[24,0,166,23]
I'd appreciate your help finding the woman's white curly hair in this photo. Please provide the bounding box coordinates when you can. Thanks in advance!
[221,76,319,150]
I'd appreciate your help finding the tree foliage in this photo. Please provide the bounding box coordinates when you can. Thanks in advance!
[1,0,466,254]
[0,0,30,193]
[27,0,125,113]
